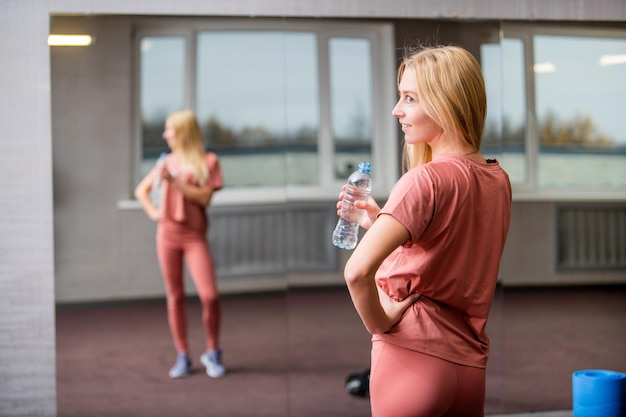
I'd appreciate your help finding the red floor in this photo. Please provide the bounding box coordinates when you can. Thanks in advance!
[56,285,626,416]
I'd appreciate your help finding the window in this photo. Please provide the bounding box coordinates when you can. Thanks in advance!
[482,39,527,185]
[330,38,373,180]
[138,35,187,178]
[492,25,626,199]
[135,20,396,204]
[534,34,626,189]
[196,31,318,188]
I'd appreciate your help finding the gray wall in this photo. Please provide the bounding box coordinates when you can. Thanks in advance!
[51,16,137,302]
[503,203,626,286]
[2,1,625,416]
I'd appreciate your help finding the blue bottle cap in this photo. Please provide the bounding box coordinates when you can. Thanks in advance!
[358,161,371,174]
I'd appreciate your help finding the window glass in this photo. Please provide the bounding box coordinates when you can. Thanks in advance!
[139,36,186,178]
[284,34,319,186]
[499,38,527,184]
[481,42,503,155]
[534,35,626,188]
[135,23,397,201]
[329,38,373,180]
[196,31,318,188]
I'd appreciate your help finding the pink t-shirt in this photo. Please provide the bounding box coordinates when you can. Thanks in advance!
[373,154,511,368]
[159,152,223,233]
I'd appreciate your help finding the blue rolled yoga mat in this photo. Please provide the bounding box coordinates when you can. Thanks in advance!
[572,369,626,417]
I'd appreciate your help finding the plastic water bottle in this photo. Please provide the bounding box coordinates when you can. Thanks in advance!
[153,152,168,189]
[151,152,167,206]
[332,161,372,250]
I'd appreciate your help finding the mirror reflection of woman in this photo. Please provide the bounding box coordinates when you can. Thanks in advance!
[135,109,226,379]
[339,45,512,416]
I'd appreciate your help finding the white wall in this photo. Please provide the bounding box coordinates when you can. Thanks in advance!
[0,1,56,416]
[44,0,626,20]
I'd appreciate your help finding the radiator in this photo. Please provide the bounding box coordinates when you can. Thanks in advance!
[556,205,626,271]
[208,204,337,277]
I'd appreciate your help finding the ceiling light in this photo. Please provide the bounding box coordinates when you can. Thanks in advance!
[533,62,556,73]
[48,34,93,46]
[599,54,626,66]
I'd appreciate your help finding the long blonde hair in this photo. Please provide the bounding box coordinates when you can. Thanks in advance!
[167,110,209,185]
[398,45,487,170]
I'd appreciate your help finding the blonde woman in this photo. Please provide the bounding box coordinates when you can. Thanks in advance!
[135,110,225,379]
[338,45,512,416]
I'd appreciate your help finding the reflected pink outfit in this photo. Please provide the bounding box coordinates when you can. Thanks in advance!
[156,152,223,354]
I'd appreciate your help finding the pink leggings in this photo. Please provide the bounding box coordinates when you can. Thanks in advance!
[370,341,485,417]
[156,225,220,354]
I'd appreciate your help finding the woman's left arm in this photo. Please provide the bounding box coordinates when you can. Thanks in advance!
[157,164,216,207]
[344,214,419,334]
[168,177,215,207]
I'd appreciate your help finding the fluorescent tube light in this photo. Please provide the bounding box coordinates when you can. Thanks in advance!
[533,62,556,73]
[48,34,93,46]
[599,54,626,66]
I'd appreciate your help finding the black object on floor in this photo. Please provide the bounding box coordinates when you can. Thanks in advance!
[345,368,370,398]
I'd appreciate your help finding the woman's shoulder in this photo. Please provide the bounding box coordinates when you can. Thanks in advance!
[204,151,220,163]
[400,157,467,187]
[401,163,433,181]
[392,165,434,193]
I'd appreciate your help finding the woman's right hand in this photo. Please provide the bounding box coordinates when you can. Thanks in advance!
[147,207,161,222]
[336,185,380,230]
[135,168,160,222]
[376,286,421,332]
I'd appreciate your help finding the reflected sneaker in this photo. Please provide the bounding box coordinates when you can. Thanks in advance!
[201,349,226,378]
[168,353,192,378]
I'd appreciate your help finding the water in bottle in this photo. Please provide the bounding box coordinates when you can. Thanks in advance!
[332,161,372,250]
[151,152,168,206]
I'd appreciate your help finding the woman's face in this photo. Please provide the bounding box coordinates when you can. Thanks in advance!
[392,66,443,146]
[162,120,177,150]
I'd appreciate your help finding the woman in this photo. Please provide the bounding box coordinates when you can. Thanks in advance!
[135,109,226,379]
[340,45,512,416]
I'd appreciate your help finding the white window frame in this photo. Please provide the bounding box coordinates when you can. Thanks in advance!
[501,23,626,202]
[133,18,398,207]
